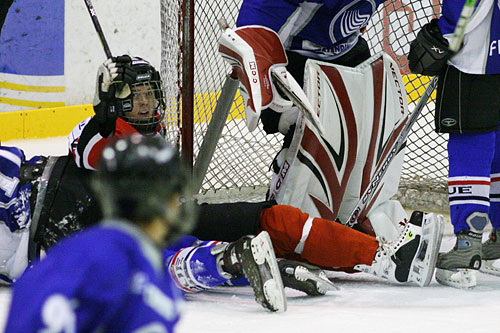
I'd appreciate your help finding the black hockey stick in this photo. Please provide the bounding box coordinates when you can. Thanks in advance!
[345,0,477,228]
[83,0,113,59]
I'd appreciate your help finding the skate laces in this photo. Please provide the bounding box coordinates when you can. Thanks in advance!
[394,222,413,250]
[375,237,393,258]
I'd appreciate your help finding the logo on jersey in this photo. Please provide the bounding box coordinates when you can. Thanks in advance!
[329,0,376,44]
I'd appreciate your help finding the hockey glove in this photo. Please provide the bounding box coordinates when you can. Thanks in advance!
[93,55,137,137]
[408,19,454,76]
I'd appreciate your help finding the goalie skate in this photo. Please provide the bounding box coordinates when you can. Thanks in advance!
[355,211,444,286]
[222,231,286,312]
[278,259,338,296]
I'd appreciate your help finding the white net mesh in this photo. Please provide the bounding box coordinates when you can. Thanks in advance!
[160,0,449,210]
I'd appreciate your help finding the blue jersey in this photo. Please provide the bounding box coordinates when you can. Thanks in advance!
[5,220,183,333]
[438,0,500,74]
[236,0,385,60]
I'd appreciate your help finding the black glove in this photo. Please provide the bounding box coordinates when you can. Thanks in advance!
[93,55,137,137]
[408,19,454,76]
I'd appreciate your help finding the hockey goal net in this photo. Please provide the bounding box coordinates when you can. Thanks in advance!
[160,0,448,211]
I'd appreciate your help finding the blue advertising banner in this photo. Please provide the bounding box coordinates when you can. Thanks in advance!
[0,0,65,111]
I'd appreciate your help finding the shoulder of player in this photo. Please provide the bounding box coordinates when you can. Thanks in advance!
[48,225,135,269]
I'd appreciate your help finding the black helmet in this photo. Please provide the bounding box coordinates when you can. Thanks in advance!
[118,57,166,136]
[92,134,194,242]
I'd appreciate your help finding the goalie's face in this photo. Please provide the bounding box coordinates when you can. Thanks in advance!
[130,83,158,118]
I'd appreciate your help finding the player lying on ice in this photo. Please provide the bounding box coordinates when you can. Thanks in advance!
[0,52,442,313]
[67,53,444,288]
[217,22,450,279]
[7,135,275,331]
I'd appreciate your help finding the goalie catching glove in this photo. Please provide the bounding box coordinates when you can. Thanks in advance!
[93,55,137,137]
[408,19,455,76]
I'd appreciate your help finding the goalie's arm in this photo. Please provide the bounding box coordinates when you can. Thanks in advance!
[218,25,324,135]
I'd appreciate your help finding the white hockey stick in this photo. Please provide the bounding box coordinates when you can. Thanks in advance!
[345,77,437,227]
[345,0,477,228]
[271,70,325,136]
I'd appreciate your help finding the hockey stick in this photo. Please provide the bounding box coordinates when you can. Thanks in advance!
[345,76,437,227]
[271,71,325,135]
[448,0,477,52]
[83,0,113,59]
[345,0,477,228]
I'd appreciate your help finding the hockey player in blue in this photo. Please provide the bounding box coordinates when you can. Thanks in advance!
[235,0,385,136]
[5,135,192,332]
[409,0,500,288]
[4,135,288,332]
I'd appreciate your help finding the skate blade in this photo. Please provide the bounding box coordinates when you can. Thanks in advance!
[480,259,500,277]
[295,268,340,293]
[435,267,477,289]
[409,213,444,287]
[250,231,287,312]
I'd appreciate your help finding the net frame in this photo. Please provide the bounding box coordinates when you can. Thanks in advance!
[160,0,449,210]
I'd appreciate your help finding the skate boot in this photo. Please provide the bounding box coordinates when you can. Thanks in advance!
[354,211,444,286]
[480,228,500,276]
[278,259,338,296]
[217,231,286,312]
[435,212,488,289]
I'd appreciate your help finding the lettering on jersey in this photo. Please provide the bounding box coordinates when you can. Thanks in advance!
[490,40,499,56]
[448,186,472,194]
[448,177,490,206]
[41,294,77,333]
[131,272,178,321]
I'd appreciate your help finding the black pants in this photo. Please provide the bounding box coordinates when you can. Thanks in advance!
[35,155,273,248]
[435,65,500,134]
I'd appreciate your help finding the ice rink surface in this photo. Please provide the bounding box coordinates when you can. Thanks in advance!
[0,137,499,333]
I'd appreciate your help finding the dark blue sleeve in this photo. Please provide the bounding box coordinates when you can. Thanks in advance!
[438,0,474,36]
[5,234,130,332]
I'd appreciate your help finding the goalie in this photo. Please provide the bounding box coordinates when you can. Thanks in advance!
[219,15,425,242]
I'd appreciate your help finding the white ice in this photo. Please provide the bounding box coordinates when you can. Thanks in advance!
[0,137,499,333]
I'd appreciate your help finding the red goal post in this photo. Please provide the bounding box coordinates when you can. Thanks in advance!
[160,0,448,211]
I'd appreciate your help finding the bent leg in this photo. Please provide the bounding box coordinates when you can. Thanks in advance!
[260,205,378,268]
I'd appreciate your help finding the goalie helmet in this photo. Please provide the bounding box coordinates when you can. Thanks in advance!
[119,57,166,136]
[92,134,194,242]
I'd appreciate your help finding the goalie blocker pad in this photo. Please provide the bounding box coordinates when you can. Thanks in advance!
[268,53,409,241]
[219,25,324,134]
[219,25,288,131]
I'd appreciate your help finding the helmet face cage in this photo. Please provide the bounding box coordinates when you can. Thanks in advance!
[119,58,166,136]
